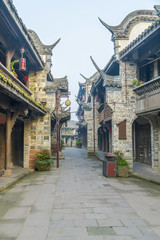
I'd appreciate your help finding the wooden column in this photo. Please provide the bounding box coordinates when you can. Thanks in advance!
[154,61,158,78]
[6,49,15,69]
[5,109,20,170]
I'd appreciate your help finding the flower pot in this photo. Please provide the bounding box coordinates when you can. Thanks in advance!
[35,163,51,171]
[76,143,82,148]
[117,165,129,177]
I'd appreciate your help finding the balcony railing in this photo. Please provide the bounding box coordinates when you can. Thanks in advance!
[99,104,112,123]
[0,63,31,96]
[133,76,160,114]
[98,103,104,113]
[133,76,160,96]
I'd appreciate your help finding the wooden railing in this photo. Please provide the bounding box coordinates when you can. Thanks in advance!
[0,63,31,96]
[99,104,112,123]
[133,76,160,114]
[133,76,160,96]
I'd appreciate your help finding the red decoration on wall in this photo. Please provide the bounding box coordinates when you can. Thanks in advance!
[23,76,28,83]
[96,95,99,102]
[19,58,26,71]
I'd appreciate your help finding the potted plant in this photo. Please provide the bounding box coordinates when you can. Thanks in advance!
[132,79,144,87]
[35,150,53,171]
[61,139,65,149]
[10,59,19,77]
[114,150,129,177]
[76,138,82,148]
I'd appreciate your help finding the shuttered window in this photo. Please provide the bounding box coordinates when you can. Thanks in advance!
[118,120,127,139]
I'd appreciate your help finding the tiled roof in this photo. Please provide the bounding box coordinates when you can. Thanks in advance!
[45,76,68,92]
[119,19,160,59]
[6,0,44,67]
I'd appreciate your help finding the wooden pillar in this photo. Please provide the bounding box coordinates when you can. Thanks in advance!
[5,109,20,171]
[154,61,158,78]
[6,49,15,69]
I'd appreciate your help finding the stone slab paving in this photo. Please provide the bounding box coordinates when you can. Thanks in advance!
[0,148,160,240]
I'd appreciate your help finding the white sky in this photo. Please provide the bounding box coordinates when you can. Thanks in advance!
[13,0,159,120]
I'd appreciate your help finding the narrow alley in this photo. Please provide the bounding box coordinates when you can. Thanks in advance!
[0,148,160,240]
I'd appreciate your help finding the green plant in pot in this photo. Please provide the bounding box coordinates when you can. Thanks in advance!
[61,139,65,149]
[132,79,144,87]
[76,138,82,148]
[114,150,129,177]
[35,150,53,171]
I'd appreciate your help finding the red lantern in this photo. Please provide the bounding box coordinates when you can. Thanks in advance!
[23,76,28,83]
[19,58,26,71]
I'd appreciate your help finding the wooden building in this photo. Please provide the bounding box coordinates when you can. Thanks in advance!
[0,0,70,176]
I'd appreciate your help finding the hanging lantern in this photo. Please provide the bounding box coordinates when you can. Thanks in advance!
[96,95,99,102]
[23,76,28,83]
[19,58,26,71]
[65,99,71,106]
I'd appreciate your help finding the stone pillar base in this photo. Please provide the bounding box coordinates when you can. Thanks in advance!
[3,169,12,177]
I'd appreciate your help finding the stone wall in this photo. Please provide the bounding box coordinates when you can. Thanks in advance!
[106,61,137,170]
[25,114,51,169]
[29,71,47,104]
[84,96,99,156]
[147,115,160,172]
[24,70,52,168]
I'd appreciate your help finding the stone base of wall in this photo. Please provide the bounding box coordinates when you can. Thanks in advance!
[153,165,160,173]
[87,147,98,157]
[3,169,12,177]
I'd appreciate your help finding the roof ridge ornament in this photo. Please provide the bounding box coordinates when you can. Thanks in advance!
[154,5,160,17]
[28,29,61,54]
[90,56,107,80]
[90,56,121,87]
[98,9,158,40]
[98,17,116,34]
[80,73,89,81]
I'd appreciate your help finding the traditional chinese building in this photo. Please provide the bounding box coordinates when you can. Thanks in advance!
[77,5,160,172]
[61,120,78,147]
[0,0,70,176]
[76,72,100,153]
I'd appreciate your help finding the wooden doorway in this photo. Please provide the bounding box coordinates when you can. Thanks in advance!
[133,117,151,165]
[11,120,24,167]
[0,113,6,170]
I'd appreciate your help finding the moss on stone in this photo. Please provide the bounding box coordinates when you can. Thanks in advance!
[0,73,46,112]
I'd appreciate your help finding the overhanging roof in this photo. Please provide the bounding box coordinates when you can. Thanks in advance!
[0,0,44,69]
[0,73,46,114]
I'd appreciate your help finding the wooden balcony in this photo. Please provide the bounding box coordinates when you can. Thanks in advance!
[99,104,112,124]
[0,63,46,114]
[133,76,160,114]
[0,63,31,96]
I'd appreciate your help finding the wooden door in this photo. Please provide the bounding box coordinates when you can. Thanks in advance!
[135,122,151,165]
[11,121,24,167]
[0,124,6,170]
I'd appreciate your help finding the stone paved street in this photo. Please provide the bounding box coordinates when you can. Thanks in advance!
[0,148,160,240]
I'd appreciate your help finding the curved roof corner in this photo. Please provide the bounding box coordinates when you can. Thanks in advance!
[28,29,61,55]
[99,9,158,40]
